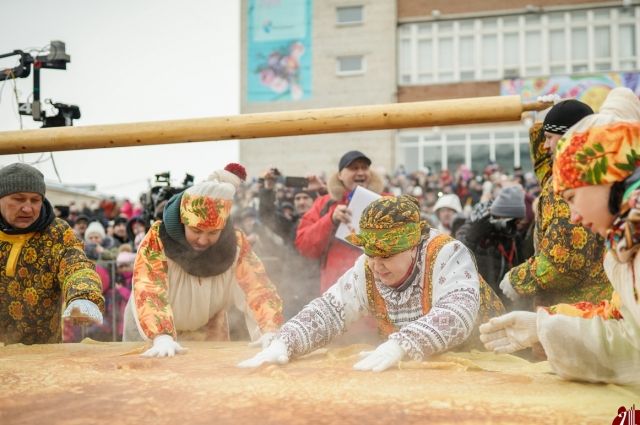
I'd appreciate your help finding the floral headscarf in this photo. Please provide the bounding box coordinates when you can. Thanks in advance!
[179,193,232,230]
[346,195,427,257]
[553,88,640,194]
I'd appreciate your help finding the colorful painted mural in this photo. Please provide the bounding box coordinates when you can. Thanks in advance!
[247,0,312,102]
[501,73,640,111]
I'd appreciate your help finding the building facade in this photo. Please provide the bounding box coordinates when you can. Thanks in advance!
[240,0,640,177]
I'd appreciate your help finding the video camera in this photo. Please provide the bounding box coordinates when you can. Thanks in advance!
[140,171,195,225]
[0,41,81,127]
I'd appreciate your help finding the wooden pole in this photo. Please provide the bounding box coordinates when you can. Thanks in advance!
[0,96,550,155]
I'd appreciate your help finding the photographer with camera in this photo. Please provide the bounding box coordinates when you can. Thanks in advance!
[258,168,323,319]
[456,185,533,305]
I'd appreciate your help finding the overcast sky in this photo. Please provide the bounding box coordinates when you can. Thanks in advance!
[0,0,240,201]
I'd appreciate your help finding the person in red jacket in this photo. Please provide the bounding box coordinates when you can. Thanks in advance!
[296,150,385,293]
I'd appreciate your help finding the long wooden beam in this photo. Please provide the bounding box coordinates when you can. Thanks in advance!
[0,96,549,154]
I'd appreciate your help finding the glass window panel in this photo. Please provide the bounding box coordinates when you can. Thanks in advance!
[400,136,419,144]
[460,70,475,80]
[620,25,636,58]
[619,7,635,18]
[495,143,515,172]
[447,134,465,142]
[595,62,610,71]
[572,10,587,21]
[399,39,411,75]
[418,40,433,74]
[519,143,533,172]
[593,9,610,20]
[471,144,491,174]
[459,20,474,31]
[418,23,432,34]
[404,146,419,172]
[482,35,498,68]
[399,25,411,35]
[503,33,519,67]
[470,133,488,141]
[525,31,542,65]
[438,22,453,32]
[549,30,565,61]
[571,28,588,61]
[548,12,565,24]
[550,65,566,75]
[418,74,433,83]
[525,15,541,24]
[423,145,442,174]
[337,56,363,72]
[439,38,454,70]
[438,71,454,82]
[525,66,542,76]
[336,6,363,24]
[482,18,498,29]
[447,145,466,170]
[495,132,513,140]
[572,64,588,73]
[459,36,474,68]
[401,75,411,84]
[620,60,636,71]
[503,16,519,27]
[594,27,610,58]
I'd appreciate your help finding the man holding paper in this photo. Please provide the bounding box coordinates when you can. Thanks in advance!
[296,150,385,293]
[239,195,505,371]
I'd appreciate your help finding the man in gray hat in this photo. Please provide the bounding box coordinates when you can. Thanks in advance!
[0,163,104,344]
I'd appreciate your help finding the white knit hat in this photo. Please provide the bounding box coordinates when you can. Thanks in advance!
[184,168,242,200]
[434,194,462,214]
[85,221,106,241]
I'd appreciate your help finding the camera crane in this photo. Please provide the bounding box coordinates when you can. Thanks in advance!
[0,41,80,128]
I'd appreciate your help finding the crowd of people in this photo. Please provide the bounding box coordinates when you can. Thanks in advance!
[1,88,639,385]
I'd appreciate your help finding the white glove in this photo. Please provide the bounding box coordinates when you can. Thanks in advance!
[248,332,277,349]
[499,273,521,302]
[536,94,561,105]
[62,299,103,325]
[237,338,289,368]
[352,339,405,372]
[141,334,188,358]
[535,94,561,122]
[479,311,538,354]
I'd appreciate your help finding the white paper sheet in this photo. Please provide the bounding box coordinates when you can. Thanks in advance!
[335,185,382,246]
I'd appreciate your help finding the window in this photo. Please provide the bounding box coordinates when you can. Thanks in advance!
[398,5,640,85]
[397,126,531,174]
[336,55,365,75]
[336,6,363,25]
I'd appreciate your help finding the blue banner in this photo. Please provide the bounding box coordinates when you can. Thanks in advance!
[247,0,313,102]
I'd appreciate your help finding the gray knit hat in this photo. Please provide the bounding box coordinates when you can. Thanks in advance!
[490,185,525,218]
[0,163,46,198]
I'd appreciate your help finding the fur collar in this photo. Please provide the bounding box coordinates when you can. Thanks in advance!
[327,170,384,201]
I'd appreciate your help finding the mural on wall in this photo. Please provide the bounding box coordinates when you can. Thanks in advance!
[501,73,640,111]
[247,0,312,102]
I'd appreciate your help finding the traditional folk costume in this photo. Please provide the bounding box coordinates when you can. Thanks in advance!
[123,165,283,346]
[243,196,504,370]
[507,104,612,307]
[535,88,640,384]
[0,163,104,344]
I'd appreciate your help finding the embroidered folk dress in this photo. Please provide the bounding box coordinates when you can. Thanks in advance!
[0,218,104,344]
[124,221,283,342]
[508,123,613,306]
[278,229,505,360]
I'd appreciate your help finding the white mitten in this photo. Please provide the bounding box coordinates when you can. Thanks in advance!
[479,311,538,354]
[248,332,277,349]
[237,338,289,368]
[62,299,103,325]
[141,334,188,358]
[352,339,405,372]
[535,94,562,122]
[499,273,521,302]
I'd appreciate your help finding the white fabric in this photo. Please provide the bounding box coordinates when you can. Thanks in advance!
[537,251,640,385]
[567,87,640,135]
[434,194,462,214]
[141,334,188,358]
[499,273,521,302]
[352,339,405,372]
[123,256,261,342]
[478,311,538,354]
[237,338,289,368]
[277,229,480,361]
[62,299,103,325]
[248,332,276,349]
[185,169,240,200]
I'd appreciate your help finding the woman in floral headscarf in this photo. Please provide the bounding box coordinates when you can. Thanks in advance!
[123,164,284,357]
[238,195,504,372]
[480,87,640,385]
